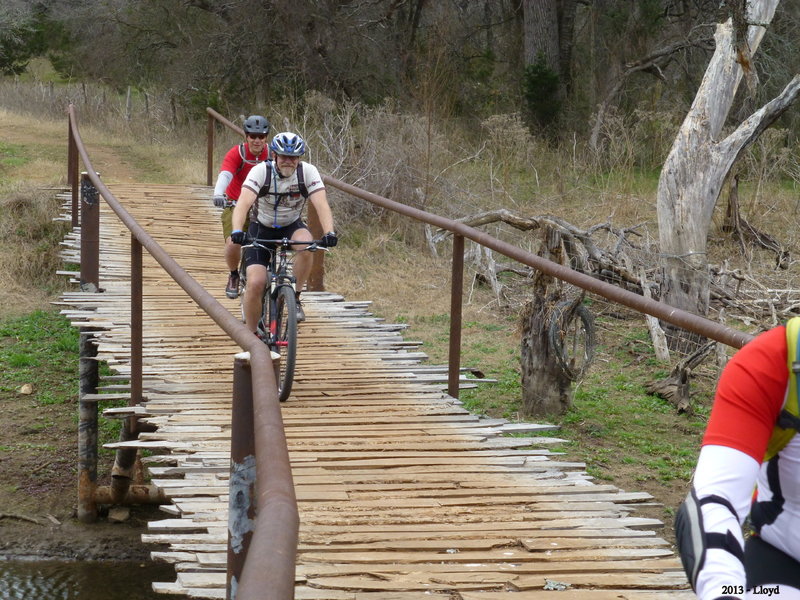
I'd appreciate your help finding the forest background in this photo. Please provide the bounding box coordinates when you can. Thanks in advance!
[3,0,800,556]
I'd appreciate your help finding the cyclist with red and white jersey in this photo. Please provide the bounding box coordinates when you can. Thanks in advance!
[676,323,800,599]
[230,131,336,327]
[211,115,270,299]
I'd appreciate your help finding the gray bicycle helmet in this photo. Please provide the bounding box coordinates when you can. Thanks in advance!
[243,115,270,136]
[270,132,307,156]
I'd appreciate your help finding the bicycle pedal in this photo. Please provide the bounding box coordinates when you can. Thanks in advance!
[270,351,281,360]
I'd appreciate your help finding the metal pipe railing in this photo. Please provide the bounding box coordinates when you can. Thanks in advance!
[321,175,755,352]
[204,104,753,401]
[68,104,298,600]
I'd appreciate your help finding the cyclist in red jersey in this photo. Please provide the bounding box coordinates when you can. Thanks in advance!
[211,115,270,299]
[675,324,800,599]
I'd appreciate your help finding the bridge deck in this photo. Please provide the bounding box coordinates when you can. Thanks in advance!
[58,184,692,598]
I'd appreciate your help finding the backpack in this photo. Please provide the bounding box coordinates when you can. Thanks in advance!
[251,161,309,225]
[255,161,309,200]
[764,316,800,460]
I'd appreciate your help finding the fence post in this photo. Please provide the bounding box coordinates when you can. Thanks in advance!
[227,356,256,600]
[448,235,465,399]
[80,172,100,292]
[77,328,99,523]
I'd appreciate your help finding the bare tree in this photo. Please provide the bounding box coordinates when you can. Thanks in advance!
[657,0,800,347]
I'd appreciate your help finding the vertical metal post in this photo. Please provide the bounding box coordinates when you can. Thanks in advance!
[68,120,79,228]
[207,115,215,186]
[306,203,325,291]
[227,357,256,600]
[80,172,100,292]
[131,234,143,406]
[111,234,143,502]
[448,234,465,399]
[77,329,99,523]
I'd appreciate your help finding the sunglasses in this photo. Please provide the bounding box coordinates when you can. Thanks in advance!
[247,134,267,140]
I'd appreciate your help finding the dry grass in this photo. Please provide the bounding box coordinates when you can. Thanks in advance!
[0,183,71,316]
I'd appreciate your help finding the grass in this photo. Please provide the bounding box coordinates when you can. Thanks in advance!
[0,310,78,400]
[0,309,123,451]
[0,142,30,170]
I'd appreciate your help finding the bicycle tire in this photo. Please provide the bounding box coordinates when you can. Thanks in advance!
[272,285,298,401]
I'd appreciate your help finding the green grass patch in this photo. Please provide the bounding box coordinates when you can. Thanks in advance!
[0,309,78,404]
[0,142,30,171]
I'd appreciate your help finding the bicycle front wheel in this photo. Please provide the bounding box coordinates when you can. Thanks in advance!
[272,285,297,401]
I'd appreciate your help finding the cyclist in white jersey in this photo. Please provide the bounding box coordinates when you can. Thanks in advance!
[230,132,336,326]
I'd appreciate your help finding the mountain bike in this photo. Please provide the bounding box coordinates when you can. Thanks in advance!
[238,236,326,401]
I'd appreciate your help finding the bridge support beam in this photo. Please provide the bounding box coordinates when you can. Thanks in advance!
[94,484,167,505]
[77,329,99,523]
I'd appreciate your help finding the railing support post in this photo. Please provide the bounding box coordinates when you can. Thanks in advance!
[68,121,79,228]
[110,234,143,502]
[130,234,143,406]
[207,114,215,186]
[80,172,100,292]
[306,203,325,291]
[448,234,465,399]
[77,328,99,523]
[227,356,256,600]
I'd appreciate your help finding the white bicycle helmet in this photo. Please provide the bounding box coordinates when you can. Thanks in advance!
[270,132,306,156]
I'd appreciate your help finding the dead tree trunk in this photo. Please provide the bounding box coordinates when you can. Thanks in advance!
[520,227,573,417]
[657,0,800,351]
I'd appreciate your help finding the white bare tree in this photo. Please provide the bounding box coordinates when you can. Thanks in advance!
[657,0,800,346]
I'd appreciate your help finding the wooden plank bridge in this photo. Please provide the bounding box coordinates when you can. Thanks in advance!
[57,183,692,598]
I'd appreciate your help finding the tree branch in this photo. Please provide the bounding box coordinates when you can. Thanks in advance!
[589,29,714,152]
[716,74,800,169]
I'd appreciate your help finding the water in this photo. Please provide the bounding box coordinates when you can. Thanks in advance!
[0,559,185,600]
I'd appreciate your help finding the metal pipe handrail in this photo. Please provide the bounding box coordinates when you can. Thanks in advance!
[68,104,298,599]
[321,175,754,350]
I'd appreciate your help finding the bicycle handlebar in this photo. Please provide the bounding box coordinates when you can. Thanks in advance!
[241,236,329,252]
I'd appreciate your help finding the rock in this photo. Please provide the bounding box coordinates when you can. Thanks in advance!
[107,507,130,523]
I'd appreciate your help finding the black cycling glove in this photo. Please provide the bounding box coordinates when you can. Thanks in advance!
[320,231,338,248]
[213,195,226,208]
[230,230,247,245]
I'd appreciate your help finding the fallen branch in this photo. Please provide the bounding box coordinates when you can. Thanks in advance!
[0,513,45,525]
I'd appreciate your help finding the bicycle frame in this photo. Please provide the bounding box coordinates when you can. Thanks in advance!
[238,237,323,401]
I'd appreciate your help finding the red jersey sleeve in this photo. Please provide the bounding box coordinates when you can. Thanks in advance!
[219,145,242,174]
[703,325,788,461]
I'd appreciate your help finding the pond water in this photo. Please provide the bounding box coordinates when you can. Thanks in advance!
[0,559,186,600]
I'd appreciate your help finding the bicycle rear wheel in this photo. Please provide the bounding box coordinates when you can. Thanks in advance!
[272,285,297,401]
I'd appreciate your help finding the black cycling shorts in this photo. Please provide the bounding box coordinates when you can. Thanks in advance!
[746,535,800,593]
[243,220,309,270]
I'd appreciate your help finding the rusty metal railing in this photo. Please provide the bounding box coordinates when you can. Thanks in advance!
[68,104,297,600]
[204,109,754,402]
[320,177,755,398]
